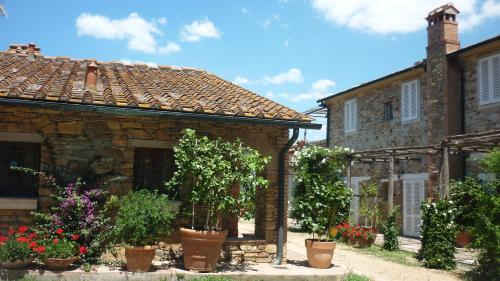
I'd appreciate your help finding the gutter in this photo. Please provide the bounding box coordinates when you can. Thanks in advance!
[274,128,299,265]
[0,98,322,130]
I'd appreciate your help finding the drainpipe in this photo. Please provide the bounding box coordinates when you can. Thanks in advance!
[274,128,299,265]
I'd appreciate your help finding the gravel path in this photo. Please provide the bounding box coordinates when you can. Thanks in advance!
[286,230,464,281]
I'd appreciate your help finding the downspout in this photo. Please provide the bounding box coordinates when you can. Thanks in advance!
[274,128,300,265]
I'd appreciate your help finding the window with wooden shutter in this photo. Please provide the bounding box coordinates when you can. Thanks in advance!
[401,79,419,121]
[344,99,357,133]
[0,142,40,197]
[133,147,177,199]
[478,53,500,105]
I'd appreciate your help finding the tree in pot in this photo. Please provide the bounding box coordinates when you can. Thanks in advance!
[113,190,175,272]
[291,145,352,269]
[167,128,270,272]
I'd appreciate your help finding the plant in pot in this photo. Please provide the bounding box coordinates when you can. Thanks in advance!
[0,226,36,269]
[291,145,352,269]
[167,128,270,272]
[358,181,381,233]
[35,228,85,270]
[113,189,175,272]
[449,177,482,247]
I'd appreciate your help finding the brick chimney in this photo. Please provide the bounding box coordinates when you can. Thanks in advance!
[85,61,98,91]
[425,3,463,192]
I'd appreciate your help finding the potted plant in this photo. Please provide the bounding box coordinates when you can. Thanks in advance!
[113,189,175,272]
[0,226,36,269]
[167,128,270,272]
[291,145,352,269]
[35,228,84,270]
[450,177,482,247]
[359,181,381,233]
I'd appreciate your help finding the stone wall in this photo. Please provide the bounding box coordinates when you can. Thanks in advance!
[0,104,289,263]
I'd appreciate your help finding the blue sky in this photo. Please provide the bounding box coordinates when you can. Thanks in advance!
[1,0,499,140]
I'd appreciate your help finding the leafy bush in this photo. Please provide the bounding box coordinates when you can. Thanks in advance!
[0,226,35,262]
[113,190,175,247]
[359,181,381,228]
[167,128,271,230]
[450,177,483,231]
[418,200,456,270]
[382,207,400,251]
[291,145,353,240]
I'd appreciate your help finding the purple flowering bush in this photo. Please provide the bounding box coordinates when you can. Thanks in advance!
[14,167,119,263]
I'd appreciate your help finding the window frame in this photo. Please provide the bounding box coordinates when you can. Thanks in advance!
[0,141,40,198]
[478,52,500,106]
[401,79,420,122]
[344,98,357,133]
[383,101,394,122]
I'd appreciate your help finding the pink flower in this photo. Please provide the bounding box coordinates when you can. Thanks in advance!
[53,238,59,244]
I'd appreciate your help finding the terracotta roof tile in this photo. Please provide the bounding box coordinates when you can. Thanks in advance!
[0,49,312,122]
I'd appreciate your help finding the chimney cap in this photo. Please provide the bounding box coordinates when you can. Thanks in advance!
[427,3,460,19]
[87,61,98,69]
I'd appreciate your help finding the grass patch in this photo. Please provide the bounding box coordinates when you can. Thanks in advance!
[339,242,421,267]
[343,272,372,281]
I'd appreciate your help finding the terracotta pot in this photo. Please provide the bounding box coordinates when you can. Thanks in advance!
[305,239,336,269]
[329,227,338,238]
[124,247,155,272]
[455,231,473,248]
[45,257,78,271]
[179,228,228,272]
[0,257,34,269]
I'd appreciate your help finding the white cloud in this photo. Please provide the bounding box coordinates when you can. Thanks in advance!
[157,17,167,25]
[120,59,158,68]
[311,0,500,34]
[181,18,221,42]
[266,91,276,98]
[76,13,161,53]
[234,75,253,85]
[264,68,304,84]
[291,78,336,102]
[258,14,283,29]
[158,42,181,55]
[241,7,250,14]
[284,38,290,47]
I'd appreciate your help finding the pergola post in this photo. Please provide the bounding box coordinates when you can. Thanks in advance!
[347,158,352,190]
[388,155,394,216]
[442,145,450,198]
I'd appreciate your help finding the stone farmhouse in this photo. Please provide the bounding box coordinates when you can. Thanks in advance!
[0,43,320,263]
[318,4,500,237]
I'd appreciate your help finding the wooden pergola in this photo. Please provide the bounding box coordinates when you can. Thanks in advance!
[345,129,500,215]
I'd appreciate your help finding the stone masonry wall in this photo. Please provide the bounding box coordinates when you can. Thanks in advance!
[0,104,290,263]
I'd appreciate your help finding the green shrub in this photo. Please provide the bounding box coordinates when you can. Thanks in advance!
[382,207,400,251]
[113,190,175,246]
[343,272,372,281]
[359,181,381,228]
[291,145,353,240]
[417,200,456,270]
[450,177,483,231]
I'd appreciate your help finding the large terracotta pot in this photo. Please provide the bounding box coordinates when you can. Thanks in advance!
[124,247,155,272]
[179,228,228,272]
[305,239,336,269]
[0,257,34,269]
[45,257,78,271]
[455,231,473,248]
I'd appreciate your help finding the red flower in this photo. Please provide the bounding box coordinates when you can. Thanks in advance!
[79,246,88,255]
[55,228,64,235]
[8,229,15,235]
[355,231,361,237]
[29,232,37,239]
[34,246,46,253]
[53,238,59,244]
[0,236,7,243]
[71,234,80,241]
[16,236,30,243]
[18,225,28,233]
[29,241,37,249]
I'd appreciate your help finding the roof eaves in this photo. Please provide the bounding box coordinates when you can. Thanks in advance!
[447,34,500,57]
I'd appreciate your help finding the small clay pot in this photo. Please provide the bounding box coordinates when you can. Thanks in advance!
[455,231,473,248]
[0,257,34,269]
[125,247,155,272]
[45,257,78,271]
[305,239,336,269]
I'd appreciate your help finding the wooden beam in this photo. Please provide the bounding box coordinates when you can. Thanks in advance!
[388,156,395,216]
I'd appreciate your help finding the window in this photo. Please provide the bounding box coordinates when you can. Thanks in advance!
[401,79,419,121]
[383,102,393,121]
[0,142,40,197]
[478,53,500,105]
[344,99,357,133]
[133,147,177,198]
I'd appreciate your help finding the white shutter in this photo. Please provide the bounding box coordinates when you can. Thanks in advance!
[352,100,357,131]
[413,181,422,235]
[344,102,350,132]
[479,58,490,104]
[493,55,500,100]
[403,181,412,235]
[402,84,409,120]
[345,99,356,133]
[410,81,418,119]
